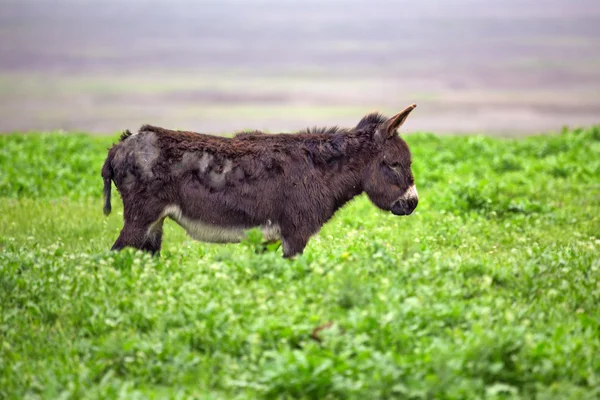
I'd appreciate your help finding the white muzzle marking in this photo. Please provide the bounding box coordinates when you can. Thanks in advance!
[399,184,418,202]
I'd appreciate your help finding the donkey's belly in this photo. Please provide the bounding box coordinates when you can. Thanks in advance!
[162,205,280,243]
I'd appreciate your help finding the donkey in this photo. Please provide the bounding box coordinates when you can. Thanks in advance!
[101,104,418,258]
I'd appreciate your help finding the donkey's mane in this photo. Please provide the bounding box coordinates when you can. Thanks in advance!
[232,130,267,139]
[120,129,133,142]
[135,112,387,143]
[233,125,350,139]
[298,125,348,135]
[356,112,387,130]
[300,112,388,134]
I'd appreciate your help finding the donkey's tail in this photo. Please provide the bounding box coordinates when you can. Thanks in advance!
[101,147,116,216]
[101,130,132,215]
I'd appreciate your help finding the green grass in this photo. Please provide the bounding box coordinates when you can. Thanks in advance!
[1,126,600,399]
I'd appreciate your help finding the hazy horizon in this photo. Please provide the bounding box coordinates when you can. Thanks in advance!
[1,0,599,135]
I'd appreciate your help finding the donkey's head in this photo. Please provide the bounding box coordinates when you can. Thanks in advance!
[359,104,418,216]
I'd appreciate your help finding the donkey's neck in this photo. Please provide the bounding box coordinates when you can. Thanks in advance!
[311,131,376,212]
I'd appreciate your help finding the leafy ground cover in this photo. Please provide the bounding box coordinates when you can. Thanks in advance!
[1,126,599,399]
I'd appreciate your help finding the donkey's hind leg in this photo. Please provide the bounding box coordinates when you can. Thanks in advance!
[144,218,165,256]
[111,218,164,256]
[111,201,166,256]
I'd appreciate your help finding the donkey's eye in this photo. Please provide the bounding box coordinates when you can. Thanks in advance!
[389,162,401,169]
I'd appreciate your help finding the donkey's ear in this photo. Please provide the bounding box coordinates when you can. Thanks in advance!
[381,104,417,137]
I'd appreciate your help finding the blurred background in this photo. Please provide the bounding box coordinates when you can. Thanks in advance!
[1,0,599,136]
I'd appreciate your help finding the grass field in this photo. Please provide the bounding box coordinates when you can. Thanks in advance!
[1,126,600,399]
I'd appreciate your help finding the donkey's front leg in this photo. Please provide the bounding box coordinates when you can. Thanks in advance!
[281,234,310,258]
[281,224,318,258]
[280,214,321,258]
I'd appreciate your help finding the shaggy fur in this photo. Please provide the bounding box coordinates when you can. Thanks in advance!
[101,104,418,258]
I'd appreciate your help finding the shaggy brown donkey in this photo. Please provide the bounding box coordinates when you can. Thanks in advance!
[101,104,418,258]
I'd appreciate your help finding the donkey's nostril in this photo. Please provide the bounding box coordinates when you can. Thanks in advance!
[407,197,418,209]
[391,197,418,216]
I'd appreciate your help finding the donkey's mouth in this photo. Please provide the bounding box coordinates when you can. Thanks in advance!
[391,198,418,216]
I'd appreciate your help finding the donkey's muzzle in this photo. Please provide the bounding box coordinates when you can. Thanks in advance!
[391,197,418,216]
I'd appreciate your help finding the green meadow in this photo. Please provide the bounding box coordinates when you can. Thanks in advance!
[1,126,599,399]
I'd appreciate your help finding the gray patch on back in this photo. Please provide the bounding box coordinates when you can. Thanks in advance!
[118,131,160,179]
[168,151,236,190]
[133,132,159,178]
[180,152,197,170]
[231,166,245,181]
[209,158,233,190]
[122,171,136,188]
[198,152,213,173]
[171,151,215,177]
